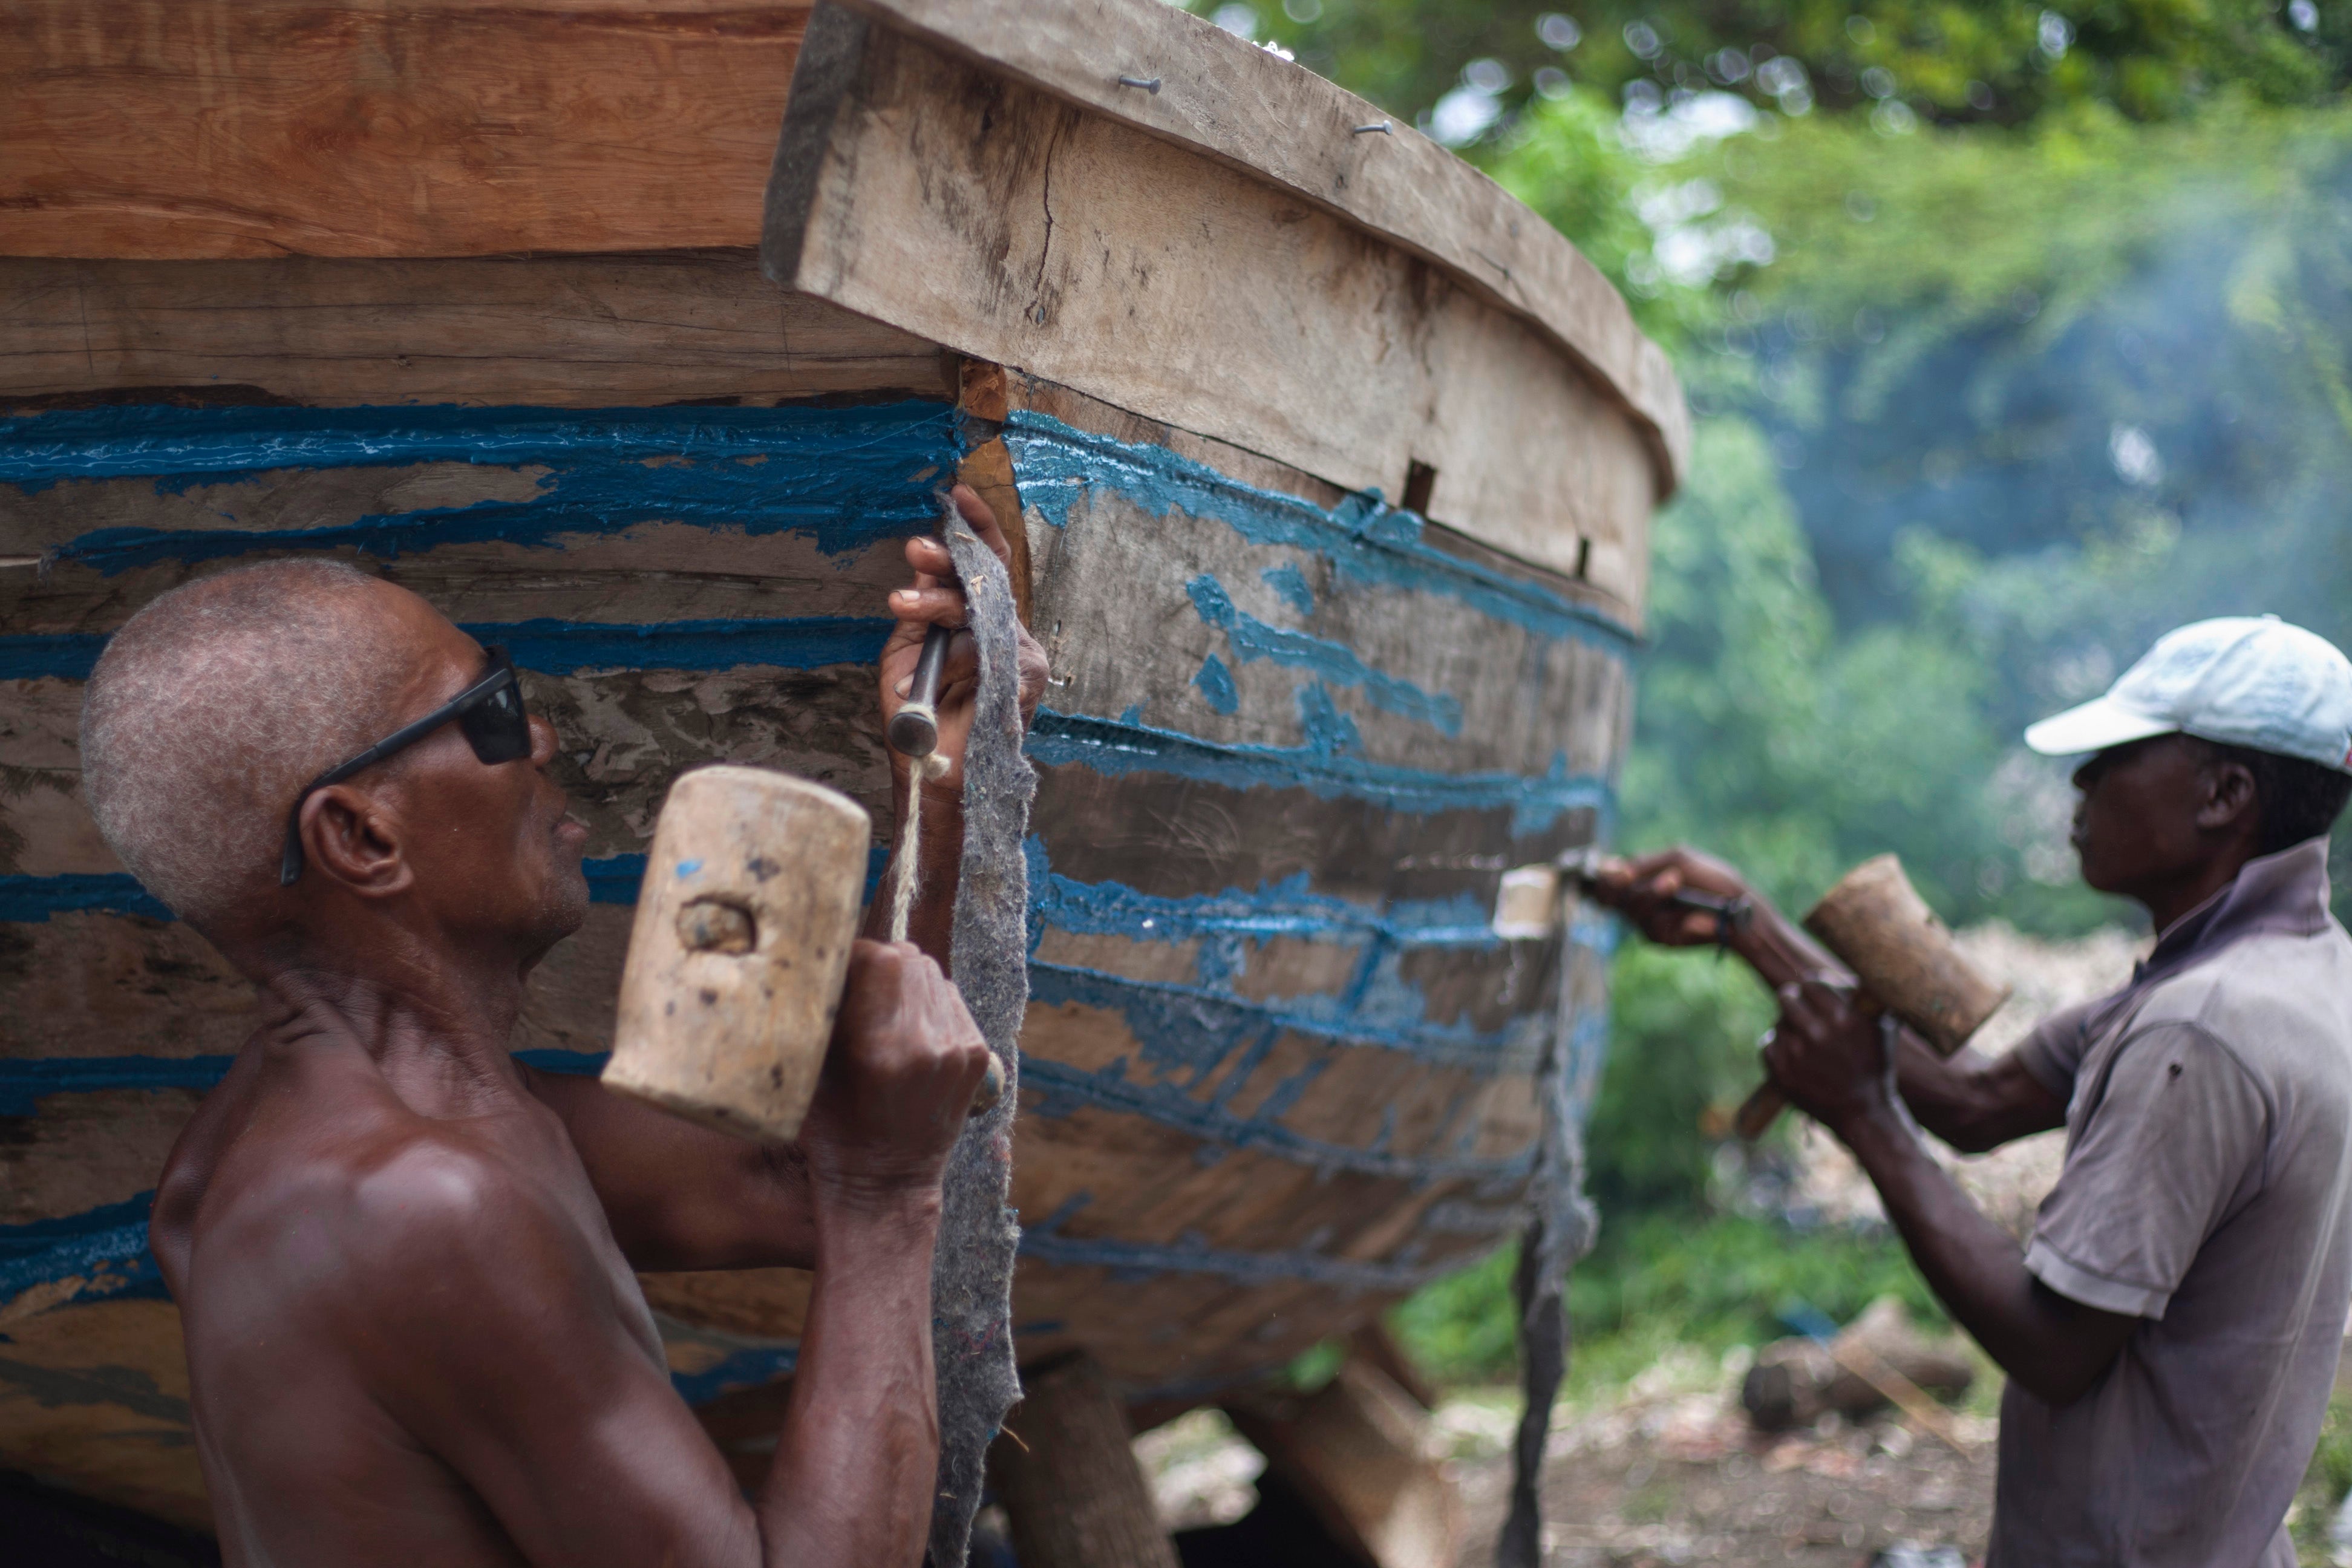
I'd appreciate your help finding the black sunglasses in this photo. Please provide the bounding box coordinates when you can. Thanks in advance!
[278,647,534,886]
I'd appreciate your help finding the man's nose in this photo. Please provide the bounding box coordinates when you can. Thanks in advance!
[529,712,560,769]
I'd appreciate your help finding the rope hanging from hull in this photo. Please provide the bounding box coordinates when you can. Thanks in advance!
[1498,920,1602,1568]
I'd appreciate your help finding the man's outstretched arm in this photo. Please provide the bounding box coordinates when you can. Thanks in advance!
[1592,847,2068,1152]
[1765,979,2137,1407]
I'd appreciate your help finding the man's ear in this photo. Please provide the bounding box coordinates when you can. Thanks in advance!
[300,784,414,897]
[2197,754,2259,838]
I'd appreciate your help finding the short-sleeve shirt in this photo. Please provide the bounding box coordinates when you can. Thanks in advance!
[1989,838,2352,1568]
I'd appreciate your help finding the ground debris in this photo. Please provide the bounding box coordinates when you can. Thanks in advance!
[1445,1352,1994,1567]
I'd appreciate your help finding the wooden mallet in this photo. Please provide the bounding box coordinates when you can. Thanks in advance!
[1734,854,2011,1140]
[601,747,1005,1143]
[601,766,873,1143]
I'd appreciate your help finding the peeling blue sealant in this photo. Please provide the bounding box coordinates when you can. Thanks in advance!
[1025,958,1549,1081]
[1002,410,1638,657]
[0,857,651,925]
[1027,838,1500,951]
[0,1194,164,1308]
[1261,562,1316,615]
[1018,1195,1454,1295]
[1191,653,1239,716]
[2,401,959,574]
[1029,697,1612,837]
[1017,1055,1535,1183]
[1186,573,1462,737]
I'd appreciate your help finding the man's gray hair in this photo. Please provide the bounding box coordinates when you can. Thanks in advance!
[80,560,416,928]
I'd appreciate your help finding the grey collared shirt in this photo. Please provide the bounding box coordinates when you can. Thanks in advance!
[1989,837,2352,1567]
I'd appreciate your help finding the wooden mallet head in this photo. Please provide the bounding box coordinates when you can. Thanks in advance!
[1736,854,2010,1139]
[602,766,871,1144]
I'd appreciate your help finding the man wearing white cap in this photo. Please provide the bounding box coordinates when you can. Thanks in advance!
[1599,616,2352,1566]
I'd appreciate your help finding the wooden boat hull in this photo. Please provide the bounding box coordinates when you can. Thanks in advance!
[0,0,1678,1530]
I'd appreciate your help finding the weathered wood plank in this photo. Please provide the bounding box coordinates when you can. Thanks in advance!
[990,1353,1181,1568]
[797,0,1687,494]
[1227,1361,1464,1568]
[0,253,953,410]
[766,17,1658,605]
[1020,440,1635,779]
[1,3,807,260]
[0,1299,206,1533]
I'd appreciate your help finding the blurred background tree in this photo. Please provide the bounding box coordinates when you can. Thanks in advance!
[1184,0,2352,1382]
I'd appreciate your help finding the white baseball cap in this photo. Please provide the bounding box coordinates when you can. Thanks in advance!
[2024,615,2352,774]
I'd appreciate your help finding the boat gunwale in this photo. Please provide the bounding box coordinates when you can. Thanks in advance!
[791,0,1688,495]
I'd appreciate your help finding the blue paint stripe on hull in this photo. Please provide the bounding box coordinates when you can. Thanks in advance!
[1016,1219,1444,1295]
[1027,961,1547,1075]
[0,1185,1455,1329]
[1,402,959,573]
[1004,410,1641,656]
[0,617,894,684]
[0,1194,160,1306]
[1018,1057,1534,1181]
[1027,838,1500,948]
[0,1050,608,1115]
[0,858,652,924]
[665,1344,801,1406]
[0,872,174,923]
[1185,572,1463,737]
[1029,706,1612,834]
[470,618,893,676]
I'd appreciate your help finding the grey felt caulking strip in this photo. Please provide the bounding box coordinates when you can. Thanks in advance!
[926,508,1034,1567]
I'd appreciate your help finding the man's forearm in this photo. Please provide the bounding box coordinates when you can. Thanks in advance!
[1727,897,1851,992]
[1890,1037,2069,1153]
[757,1191,942,1568]
[1837,1103,2126,1406]
[1724,894,2063,1154]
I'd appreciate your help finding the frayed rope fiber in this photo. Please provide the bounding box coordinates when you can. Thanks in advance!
[926,510,1034,1567]
[1497,917,1602,1568]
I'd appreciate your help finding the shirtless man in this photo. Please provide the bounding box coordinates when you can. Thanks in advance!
[76,486,1046,1567]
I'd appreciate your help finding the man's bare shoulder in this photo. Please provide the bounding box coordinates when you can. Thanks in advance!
[180,1080,597,1358]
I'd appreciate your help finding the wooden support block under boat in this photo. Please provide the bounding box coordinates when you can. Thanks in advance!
[1227,1357,1465,1568]
[990,1353,1181,1568]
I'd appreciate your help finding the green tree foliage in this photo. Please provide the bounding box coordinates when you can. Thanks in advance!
[1199,0,2345,131]
[1341,5,2352,1374]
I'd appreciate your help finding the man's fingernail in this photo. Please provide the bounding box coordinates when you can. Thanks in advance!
[894,676,910,697]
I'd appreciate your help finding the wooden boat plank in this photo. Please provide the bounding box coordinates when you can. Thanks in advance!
[0,1089,205,1228]
[0,253,953,412]
[0,914,251,1060]
[766,18,1655,603]
[1030,927,1555,1043]
[1028,762,1598,912]
[817,0,1688,492]
[0,356,1621,1494]
[0,4,808,261]
[0,1299,204,1532]
[1021,457,1633,782]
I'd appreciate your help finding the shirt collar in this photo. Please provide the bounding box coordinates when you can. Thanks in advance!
[2135,835,2335,984]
